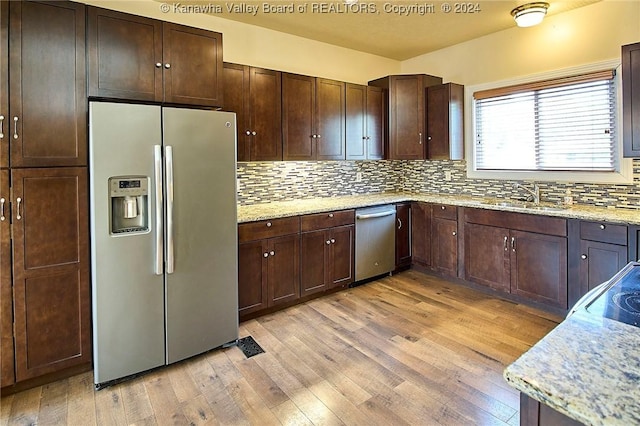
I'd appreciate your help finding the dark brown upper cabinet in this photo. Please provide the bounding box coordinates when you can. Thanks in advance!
[7,0,87,168]
[224,63,282,161]
[426,83,464,160]
[87,7,223,107]
[345,84,384,160]
[623,42,640,157]
[282,73,346,160]
[369,74,442,160]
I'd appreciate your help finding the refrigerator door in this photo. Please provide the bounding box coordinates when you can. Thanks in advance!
[162,107,239,364]
[90,102,165,385]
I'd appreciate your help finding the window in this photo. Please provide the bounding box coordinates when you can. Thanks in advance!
[467,62,632,184]
[474,70,616,172]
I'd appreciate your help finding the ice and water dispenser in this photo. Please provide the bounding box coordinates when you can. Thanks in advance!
[109,177,149,234]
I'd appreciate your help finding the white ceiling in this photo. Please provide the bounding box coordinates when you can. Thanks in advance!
[168,0,600,60]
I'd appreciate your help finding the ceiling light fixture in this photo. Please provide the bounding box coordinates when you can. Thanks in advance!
[511,2,550,27]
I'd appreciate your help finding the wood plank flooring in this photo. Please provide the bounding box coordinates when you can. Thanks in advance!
[1,270,562,425]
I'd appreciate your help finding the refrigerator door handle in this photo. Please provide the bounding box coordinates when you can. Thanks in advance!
[154,145,164,275]
[165,145,175,274]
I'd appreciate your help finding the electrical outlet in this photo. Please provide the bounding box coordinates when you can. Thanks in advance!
[444,171,452,181]
[356,172,363,182]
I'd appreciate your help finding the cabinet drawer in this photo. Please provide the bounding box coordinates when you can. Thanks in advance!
[432,204,457,220]
[238,216,300,242]
[580,221,627,245]
[301,210,355,232]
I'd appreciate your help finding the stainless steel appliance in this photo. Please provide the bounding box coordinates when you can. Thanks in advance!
[355,205,396,282]
[89,102,238,388]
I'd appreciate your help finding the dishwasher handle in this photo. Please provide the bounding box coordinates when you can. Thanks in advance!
[356,210,396,220]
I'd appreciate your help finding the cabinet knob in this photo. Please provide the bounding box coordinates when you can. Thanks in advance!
[266,222,272,227]
[428,136,432,141]
[311,134,316,139]
[251,131,257,136]
[362,136,367,140]
[270,251,275,256]
[581,254,588,260]
[452,231,457,236]
[326,240,331,245]
[330,239,335,244]
[164,63,171,69]
[328,213,334,218]
[263,252,269,258]
[599,224,606,230]
[317,134,321,139]
[155,62,162,68]
[245,130,251,135]
[366,136,371,140]
[441,206,446,210]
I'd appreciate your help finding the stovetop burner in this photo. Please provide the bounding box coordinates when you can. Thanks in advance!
[585,262,640,328]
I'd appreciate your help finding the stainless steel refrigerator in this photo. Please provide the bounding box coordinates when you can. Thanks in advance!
[89,102,238,388]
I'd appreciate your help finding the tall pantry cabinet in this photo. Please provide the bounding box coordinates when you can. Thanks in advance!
[1,0,90,390]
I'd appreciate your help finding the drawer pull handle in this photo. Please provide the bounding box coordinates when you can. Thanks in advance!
[397,218,402,230]
[266,222,272,227]
[599,224,606,230]
[13,116,18,139]
[504,236,508,251]
[0,197,5,221]
[0,115,4,139]
[581,254,588,260]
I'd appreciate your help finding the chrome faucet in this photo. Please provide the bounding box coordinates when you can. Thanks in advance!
[513,182,540,204]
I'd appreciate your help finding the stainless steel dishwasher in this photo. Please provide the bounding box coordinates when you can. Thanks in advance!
[355,205,396,282]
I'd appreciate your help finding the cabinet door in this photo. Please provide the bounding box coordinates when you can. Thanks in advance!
[0,169,13,386]
[316,78,345,160]
[329,225,354,288]
[426,83,464,160]
[11,167,90,381]
[238,240,268,315]
[0,0,7,168]
[623,42,640,157]
[250,67,282,161]
[579,240,628,292]
[464,223,510,292]
[388,75,424,159]
[268,234,300,307]
[511,230,568,309]
[223,63,250,161]
[411,202,431,267]
[432,217,458,277]
[366,86,385,160]
[395,203,411,268]
[87,7,163,102]
[345,83,367,160]
[300,230,329,296]
[162,22,223,107]
[10,1,87,167]
[282,73,315,160]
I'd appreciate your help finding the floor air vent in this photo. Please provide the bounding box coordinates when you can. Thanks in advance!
[237,336,265,358]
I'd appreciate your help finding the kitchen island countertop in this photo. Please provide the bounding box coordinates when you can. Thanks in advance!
[237,192,640,225]
[504,309,640,425]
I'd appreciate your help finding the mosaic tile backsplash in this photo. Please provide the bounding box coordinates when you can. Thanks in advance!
[237,159,640,210]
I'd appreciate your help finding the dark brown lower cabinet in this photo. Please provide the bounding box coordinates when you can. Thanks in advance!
[1,169,14,387]
[10,167,91,382]
[238,234,300,317]
[411,202,431,267]
[300,224,354,296]
[464,209,568,310]
[520,394,582,426]
[395,203,411,269]
[431,205,458,277]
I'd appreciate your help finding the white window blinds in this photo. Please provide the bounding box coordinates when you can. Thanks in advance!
[474,70,617,172]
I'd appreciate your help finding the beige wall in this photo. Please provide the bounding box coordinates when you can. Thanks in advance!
[401,0,640,85]
[76,0,400,84]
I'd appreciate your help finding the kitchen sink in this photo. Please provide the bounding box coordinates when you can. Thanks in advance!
[528,205,570,212]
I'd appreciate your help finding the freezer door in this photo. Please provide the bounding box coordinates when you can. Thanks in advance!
[162,107,239,364]
[89,102,165,385]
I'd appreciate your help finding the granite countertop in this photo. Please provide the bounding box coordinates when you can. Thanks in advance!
[237,191,640,225]
[504,309,640,425]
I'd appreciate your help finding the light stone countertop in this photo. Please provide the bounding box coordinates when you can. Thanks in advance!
[504,309,640,425]
[237,191,640,225]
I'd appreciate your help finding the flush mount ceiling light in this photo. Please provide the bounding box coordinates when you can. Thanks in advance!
[511,2,550,27]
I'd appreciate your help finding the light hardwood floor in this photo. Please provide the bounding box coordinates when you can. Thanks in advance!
[1,270,562,425]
